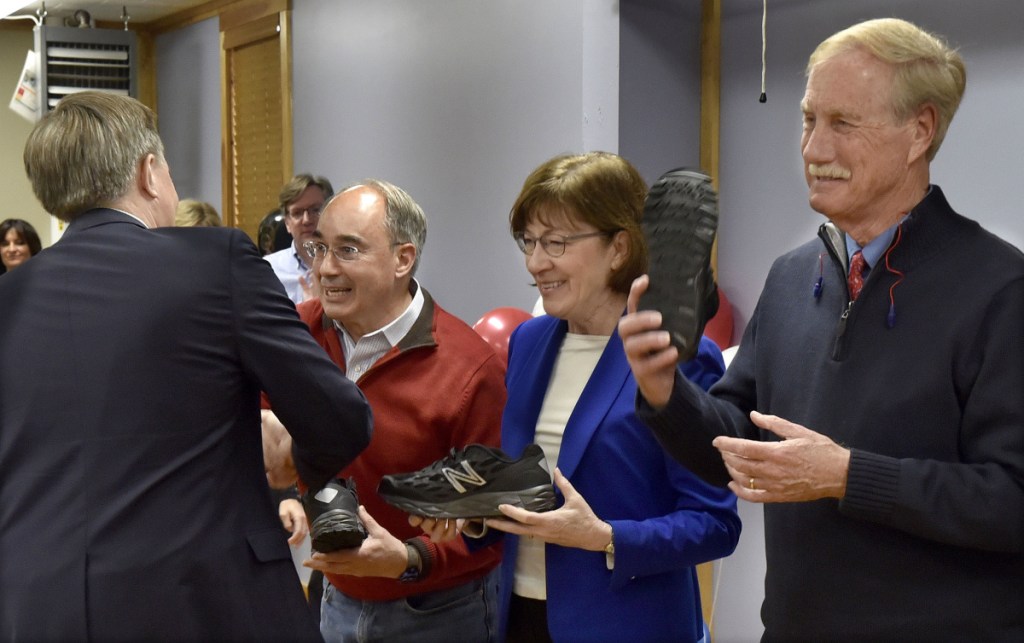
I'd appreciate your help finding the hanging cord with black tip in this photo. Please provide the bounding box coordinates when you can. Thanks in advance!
[759,0,767,103]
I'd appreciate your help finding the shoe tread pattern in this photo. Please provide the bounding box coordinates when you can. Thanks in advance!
[640,168,719,362]
[310,509,367,552]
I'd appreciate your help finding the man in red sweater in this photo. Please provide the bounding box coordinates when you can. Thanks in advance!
[265,179,505,642]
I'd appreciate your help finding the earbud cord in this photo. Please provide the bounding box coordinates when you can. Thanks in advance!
[884,223,905,328]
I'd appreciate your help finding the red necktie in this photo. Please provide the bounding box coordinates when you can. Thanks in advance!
[848,250,867,301]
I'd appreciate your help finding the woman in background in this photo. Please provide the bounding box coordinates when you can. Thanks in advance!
[1,218,42,274]
[175,199,222,227]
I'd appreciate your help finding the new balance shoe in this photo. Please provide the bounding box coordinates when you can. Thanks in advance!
[302,477,367,553]
[377,444,556,518]
[640,167,720,363]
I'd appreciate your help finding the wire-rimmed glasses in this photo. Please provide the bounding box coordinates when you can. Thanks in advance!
[303,240,405,262]
[514,231,610,257]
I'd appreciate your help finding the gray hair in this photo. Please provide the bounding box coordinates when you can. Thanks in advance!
[23,91,165,220]
[331,179,428,276]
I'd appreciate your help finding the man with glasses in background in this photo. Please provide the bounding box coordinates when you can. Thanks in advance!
[262,179,506,642]
[264,173,334,303]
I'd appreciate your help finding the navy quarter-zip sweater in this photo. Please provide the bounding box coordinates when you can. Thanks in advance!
[640,185,1024,641]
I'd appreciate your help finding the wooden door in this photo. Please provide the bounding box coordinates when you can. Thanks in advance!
[220,0,292,242]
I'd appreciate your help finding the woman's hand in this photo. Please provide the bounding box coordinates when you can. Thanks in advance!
[485,468,612,552]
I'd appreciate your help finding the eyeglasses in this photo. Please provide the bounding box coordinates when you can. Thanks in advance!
[514,231,610,257]
[303,240,404,263]
[286,205,322,221]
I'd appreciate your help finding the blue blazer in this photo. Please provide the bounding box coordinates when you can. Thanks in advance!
[498,315,740,642]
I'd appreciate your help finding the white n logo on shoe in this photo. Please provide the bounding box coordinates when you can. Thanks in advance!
[442,462,487,494]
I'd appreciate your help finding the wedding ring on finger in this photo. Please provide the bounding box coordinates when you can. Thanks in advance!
[749,477,756,491]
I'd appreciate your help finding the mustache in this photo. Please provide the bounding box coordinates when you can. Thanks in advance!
[807,163,851,180]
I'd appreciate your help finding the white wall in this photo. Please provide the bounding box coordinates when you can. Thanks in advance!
[155,17,222,209]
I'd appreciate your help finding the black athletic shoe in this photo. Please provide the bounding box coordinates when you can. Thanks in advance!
[302,477,367,553]
[640,167,720,363]
[377,444,557,518]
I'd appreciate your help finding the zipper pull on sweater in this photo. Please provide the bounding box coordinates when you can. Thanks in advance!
[832,301,853,360]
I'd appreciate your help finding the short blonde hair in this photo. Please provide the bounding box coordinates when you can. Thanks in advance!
[808,18,966,161]
[23,91,165,220]
[175,199,222,227]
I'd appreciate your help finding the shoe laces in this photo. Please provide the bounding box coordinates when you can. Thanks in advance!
[422,446,470,476]
[409,445,507,483]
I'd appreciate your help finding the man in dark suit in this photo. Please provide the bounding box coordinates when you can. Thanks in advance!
[0,91,372,641]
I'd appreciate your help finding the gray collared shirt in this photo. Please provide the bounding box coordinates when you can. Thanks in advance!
[335,280,425,381]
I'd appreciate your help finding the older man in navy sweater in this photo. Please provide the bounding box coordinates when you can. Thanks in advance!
[620,18,1023,642]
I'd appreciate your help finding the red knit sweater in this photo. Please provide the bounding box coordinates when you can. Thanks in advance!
[287,289,505,601]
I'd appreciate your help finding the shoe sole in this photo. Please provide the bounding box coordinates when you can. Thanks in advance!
[309,509,367,552]
[640,168,719,363]
[378,484,557,519]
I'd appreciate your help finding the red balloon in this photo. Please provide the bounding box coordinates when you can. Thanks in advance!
[704,287,734,350]
[472,307,533,362]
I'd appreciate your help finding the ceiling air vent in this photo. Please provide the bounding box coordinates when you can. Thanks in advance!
[34,25,137,113]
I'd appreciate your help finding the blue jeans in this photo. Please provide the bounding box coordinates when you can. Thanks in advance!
[320,568,499,643]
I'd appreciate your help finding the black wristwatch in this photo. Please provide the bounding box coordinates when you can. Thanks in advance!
[399,538,432,583]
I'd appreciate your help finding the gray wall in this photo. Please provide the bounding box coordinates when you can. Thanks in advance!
[155,17,222,210]
[147,0,704,324]
[292,0,619,324]
[717,0,1024,340]
[149,0,623,324]
[619,0,702,184]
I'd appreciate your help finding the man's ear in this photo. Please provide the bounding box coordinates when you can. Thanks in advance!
[908,103,938,164]
[138,153,160,199]
[394,242,417,279]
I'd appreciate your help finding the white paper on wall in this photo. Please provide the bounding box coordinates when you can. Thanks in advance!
[9,49,39,123]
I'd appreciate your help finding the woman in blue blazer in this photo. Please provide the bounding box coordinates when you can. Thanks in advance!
[480,152,740,642]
